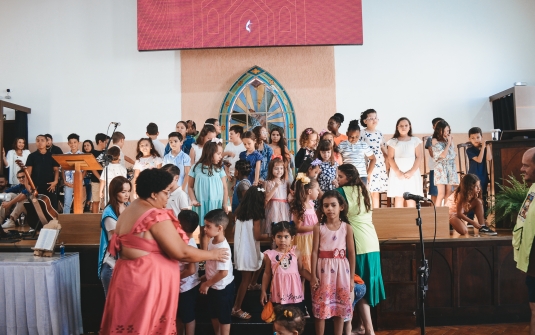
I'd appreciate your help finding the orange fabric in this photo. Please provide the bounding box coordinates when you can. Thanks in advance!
[333,134,348,146]
[354,274,365,285]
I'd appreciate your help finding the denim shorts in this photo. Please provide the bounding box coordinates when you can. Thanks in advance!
[428,170,438,196]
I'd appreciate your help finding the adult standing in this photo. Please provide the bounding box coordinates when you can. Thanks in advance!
[327,113,348,146]
[2,138,30,185]
[90,133,109,213]
[100,168,229,333]
[25,135,60,209]
[514,147,535,335]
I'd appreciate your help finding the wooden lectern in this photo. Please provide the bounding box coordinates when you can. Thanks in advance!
[53,154,102,214]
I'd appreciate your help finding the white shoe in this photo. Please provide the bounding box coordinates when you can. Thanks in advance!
[2,218,15,228]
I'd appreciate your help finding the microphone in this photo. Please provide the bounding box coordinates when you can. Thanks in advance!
[403,192,431,202]
[110,122,121,126]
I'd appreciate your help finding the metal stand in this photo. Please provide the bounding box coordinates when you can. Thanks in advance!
[415,201,429,335]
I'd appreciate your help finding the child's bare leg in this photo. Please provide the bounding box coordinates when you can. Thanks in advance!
[248,268,262,289]
[394,197,404,208]
[184,321,195,335]
[315,318,326,335]
[233,271,252,313]
[444,184,453,202]
[176,319,184,335]
[219,323,230,335]
[469,198,486,228]
[436,184,445,207]
[449,216,468,235]
[211,319,220,335]
[333,316,344,335]
[357,299,375,335]
[371,192,380,209]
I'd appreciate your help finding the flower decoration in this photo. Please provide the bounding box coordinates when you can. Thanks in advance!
[296,173,310,185]
[257,188,266,192]
[311,159,322,166]
[211,138,223,144]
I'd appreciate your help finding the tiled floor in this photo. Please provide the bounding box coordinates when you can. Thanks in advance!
[375,323,529,335]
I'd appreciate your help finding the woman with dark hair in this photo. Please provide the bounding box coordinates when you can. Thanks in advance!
[327,113,348,145]
[2,137,30,185]
[100,168,229,334]
[82,140,95,211]
[98,176,131,296]
[336,164,385,335]
[268,127,293,181]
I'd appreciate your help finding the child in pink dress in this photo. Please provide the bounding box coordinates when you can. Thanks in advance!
[260,221,312,313]
[311,190,356,335]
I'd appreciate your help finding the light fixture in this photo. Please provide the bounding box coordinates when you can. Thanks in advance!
[5,89,11,99]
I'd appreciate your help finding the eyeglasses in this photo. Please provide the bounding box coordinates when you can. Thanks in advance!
[17,176,25,180]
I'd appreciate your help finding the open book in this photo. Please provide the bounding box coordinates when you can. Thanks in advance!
[34,229,60,251]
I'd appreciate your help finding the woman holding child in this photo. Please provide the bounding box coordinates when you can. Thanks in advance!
[100,168,229,334]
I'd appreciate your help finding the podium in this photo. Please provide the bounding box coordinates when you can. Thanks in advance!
[53,154,102,214]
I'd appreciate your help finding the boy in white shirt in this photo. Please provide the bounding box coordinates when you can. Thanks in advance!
[200,209,234,335]
[99,146,127,203]
[176,210,201,335]
[162,164,190,217]
[222,125,245,197]
[111,131,135,167]
[163,132,191,190]
[62,133,82,214]
[146,122,165,157]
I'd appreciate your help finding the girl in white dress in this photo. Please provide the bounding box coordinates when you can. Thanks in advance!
[360,109,389,208]
[233,186,271,319]
[386,117,423,208]
[189,124,217,164]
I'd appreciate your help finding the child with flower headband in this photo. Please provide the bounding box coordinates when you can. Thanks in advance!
[295,127,318,171]
[290,172,320,297]
[265,157,292,232]
[233,186,271,319]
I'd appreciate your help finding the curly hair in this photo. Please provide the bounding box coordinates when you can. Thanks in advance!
[360,109,377,128]
[346,120,360,134]
[337,164,371,214]
[136,168,173,199]
[329,113,345,126]
[193,141,223,176]
[453,173,480,212]
[392,117,413,138]
[298,127,318,148]
[266,157,286,181]
[290,177,319,222]
[107,176,131,217]
[271,221,297,237]
[274,304,306,335]
[235,159,252,179]
[235,186,266,221]
[135,138,160,159]
[319,190,349,224]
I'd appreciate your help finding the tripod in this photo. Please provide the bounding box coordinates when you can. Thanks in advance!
[415,201,430,335]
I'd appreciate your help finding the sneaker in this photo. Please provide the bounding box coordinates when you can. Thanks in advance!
[2,219,15,228]
[479,226,497,236]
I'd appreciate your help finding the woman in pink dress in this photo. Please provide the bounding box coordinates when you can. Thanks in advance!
[100,168,229,334]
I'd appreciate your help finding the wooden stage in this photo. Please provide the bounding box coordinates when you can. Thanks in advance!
[0,208,528,332]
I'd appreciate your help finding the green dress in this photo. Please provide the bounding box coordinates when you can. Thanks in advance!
[337,186,386,307]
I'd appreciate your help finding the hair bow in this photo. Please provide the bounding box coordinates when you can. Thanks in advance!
[257,188,265,192]
[296,173,310,185]
[283,310,293,318]
[305,128,313,135]
[271,154,283,160]
[311,159,322,166]
[211,138,223,144]
[318,129,328,137]
[204,122,214,126]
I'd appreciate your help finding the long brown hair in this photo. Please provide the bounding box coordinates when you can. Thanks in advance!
[453,174,480,212]
[319,190,349,224]
[135,138,160,159]
[193,141,223,176]
[290,177,319,222]
[432,120,450,143]
[195,124,217,145]
[337,164,371,214]
[269,127,289,164]
[392,117,413,138]
[107,176,131,217]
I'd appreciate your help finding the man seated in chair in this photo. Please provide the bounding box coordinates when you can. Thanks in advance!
[1,170,30,229]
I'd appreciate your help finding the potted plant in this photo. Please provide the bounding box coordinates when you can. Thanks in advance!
[488,174,529,229]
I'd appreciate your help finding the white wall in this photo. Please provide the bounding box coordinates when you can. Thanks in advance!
[2,0,535,142]
[335,0,535,135]
[0,0,181,142]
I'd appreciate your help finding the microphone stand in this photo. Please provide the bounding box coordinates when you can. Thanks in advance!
[415,201,429,335]
[101,123,119,207]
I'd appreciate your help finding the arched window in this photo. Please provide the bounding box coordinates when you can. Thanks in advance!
[219,66,297,154]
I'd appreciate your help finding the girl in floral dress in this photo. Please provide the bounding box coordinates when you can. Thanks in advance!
[315,139,339,194]
[132,138,162,198]
[431,120,459,206]
[360,109,388,208]
[311,190,355,335]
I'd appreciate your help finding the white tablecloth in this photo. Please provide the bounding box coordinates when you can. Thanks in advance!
[0,252,83,335]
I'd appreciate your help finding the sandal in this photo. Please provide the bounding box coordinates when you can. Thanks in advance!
[231,309,252,320]
[351,327,365,335]
[248,283,262,291]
